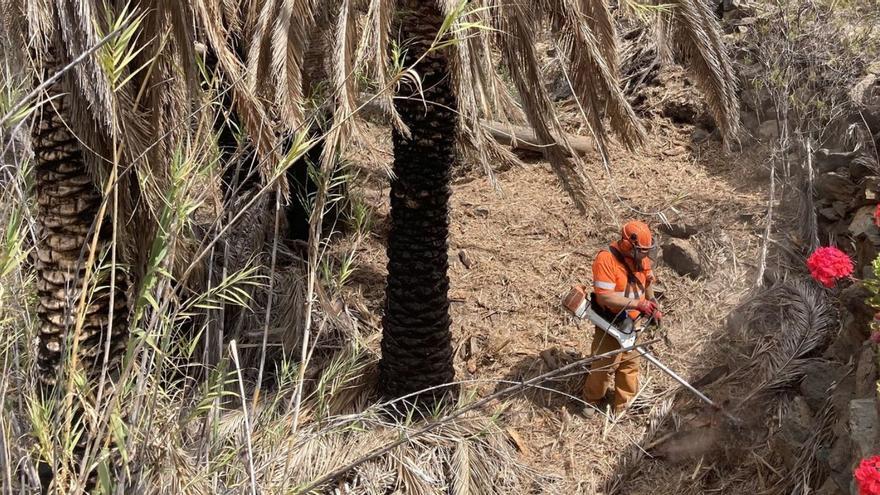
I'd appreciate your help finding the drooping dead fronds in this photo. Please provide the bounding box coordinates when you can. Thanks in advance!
[241,0,316,129]
[490,1,594,211]
[357,0,405,131]
[195,0,283,193]
[651,0,740,142]
[273,0,315,127]
[546,0,646,151]
[440,0,522,186]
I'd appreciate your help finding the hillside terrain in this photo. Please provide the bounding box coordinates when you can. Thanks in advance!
[339,99,770,492]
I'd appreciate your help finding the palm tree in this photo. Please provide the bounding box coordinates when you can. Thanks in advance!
[377,0,458,403]
[30,52,131,390]
[6,1,280,488]
[374,0,740,405]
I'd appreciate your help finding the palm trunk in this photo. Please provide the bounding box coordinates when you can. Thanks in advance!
[378,1,457,404]
[33,79,130,389]
[32,49,131,491]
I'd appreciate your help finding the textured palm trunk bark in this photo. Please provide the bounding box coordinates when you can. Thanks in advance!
[31,49,132,491]
[378,1,457,404]
[32,70,130,389]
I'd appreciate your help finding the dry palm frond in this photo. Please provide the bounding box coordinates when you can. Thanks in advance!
[440,0,521,125]
[357,0,406,132]
[452,440,473,495]
[727,278,837,406]
[582,0,618,68]
[602,396,676,494]
[45,0,116,132]
[652,0,740,142]
[195,0,283,192]
[246,0,280,99]
[441,0,521,184]
[270,0,315,127]
[491,0,593,211]
[548,0,646,151]
[328,0,361,144]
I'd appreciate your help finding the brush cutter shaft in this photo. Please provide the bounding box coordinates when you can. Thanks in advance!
[640,349,720,410]
[638,348,740,423]
[580,303,638,348]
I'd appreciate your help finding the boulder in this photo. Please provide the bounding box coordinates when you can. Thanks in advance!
[691,127,711,143]
[855,344,879,399]
[817,199,848,222]
[814,148,858,174]
[662,238,703,278]
[849,398,879,460]
[843,284,875,327]
[825,313,871,363]
[826,431,855,495]
[819,207,842,222]
[772,396,814,470]
[815,172,858,202]
[657,222,701,239]
[856,236,880,278]
[850,155,878,182]
[833,200,850,218]
[661,99,713,127]
[849,205,880,245]
[798,360,846,412]
[722,0,757,20]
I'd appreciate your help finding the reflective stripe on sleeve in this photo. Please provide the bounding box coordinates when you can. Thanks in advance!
[594,281,616,290]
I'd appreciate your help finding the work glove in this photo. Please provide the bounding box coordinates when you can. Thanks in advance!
[634,299,659,318]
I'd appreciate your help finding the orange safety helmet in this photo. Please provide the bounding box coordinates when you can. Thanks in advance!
[619,220,654,254]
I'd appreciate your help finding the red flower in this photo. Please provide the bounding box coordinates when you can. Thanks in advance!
[855,456,880,495]
[806,247,854,288]
[874,204,880,228]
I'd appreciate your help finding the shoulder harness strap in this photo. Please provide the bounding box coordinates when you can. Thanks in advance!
[608,246,645,298]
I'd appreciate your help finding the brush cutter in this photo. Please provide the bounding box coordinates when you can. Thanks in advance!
[563,285,740,423]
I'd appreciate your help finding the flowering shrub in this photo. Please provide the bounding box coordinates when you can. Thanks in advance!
[856,456,880,495]
[807,246,854,288]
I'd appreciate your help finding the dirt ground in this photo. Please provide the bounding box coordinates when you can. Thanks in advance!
[340,108,771,493]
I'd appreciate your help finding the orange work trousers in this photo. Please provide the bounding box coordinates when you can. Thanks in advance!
[582,326,640,412]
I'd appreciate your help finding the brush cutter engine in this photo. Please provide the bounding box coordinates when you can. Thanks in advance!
[562,284,639,348]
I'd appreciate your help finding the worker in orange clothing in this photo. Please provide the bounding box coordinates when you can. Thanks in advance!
[582,220,663,417]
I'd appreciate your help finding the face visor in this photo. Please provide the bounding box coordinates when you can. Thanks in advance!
[627,235,657,270]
